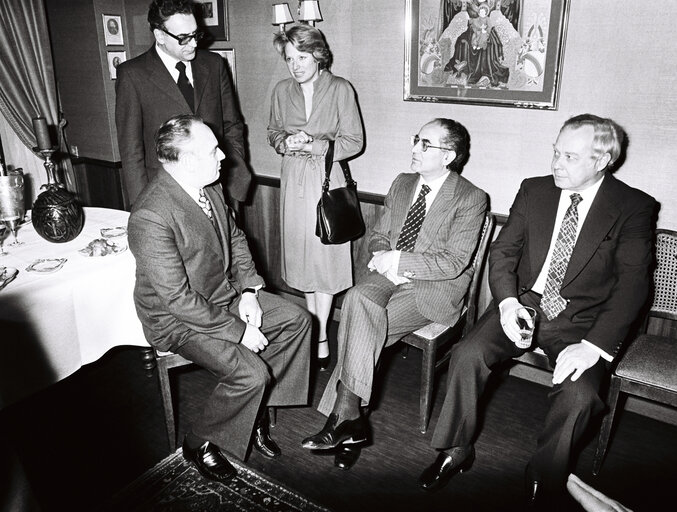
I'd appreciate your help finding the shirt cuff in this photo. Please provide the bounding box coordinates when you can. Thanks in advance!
[582,339,613,362]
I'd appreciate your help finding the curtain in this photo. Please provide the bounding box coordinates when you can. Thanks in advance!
[0,0,76,191]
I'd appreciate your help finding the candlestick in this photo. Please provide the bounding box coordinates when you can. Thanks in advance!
[32,116,53,151]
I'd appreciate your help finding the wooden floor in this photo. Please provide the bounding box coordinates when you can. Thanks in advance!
[2,325,676,511]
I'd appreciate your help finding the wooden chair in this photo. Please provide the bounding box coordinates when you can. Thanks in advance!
[592,229,677,475]
[401,213,496,433]
[154,350,276,452]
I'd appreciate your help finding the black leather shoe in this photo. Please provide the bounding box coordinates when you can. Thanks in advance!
[182,439,237,483]
[301,413,368,450]
[334,445,361,470]
[418,446,474,492]
[253,418,281,459]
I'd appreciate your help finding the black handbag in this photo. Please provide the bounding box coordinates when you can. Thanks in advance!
[315,141,365,245]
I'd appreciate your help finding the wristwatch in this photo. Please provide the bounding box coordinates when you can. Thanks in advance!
[242,287,258,297]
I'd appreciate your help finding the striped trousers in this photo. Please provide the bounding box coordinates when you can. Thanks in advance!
[317,272,431,416]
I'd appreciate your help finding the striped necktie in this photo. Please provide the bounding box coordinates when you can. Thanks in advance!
[396,184,431,252]
[540,193,583,320]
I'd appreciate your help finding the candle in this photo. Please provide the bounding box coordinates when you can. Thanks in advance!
[32,116,52,150]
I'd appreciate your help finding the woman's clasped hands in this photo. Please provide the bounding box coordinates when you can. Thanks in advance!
[285,131,313,152]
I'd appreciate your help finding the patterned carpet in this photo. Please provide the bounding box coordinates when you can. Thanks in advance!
[103,449,331,512]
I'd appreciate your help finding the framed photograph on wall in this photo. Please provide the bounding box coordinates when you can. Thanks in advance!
[107,51,127,80]
[404,0,571,109]
[195,0,229,41]
[102,14,124,46]
[210,48,236,88]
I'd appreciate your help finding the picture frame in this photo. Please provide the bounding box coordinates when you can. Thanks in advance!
[102,14,124,46]
[404,0,571,109]
[210,48,236,88]
[107,51,127,80]
[194,0,229,41]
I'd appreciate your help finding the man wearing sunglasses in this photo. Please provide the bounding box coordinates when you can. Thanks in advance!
[300,118,487,470]
[115,0,250,212]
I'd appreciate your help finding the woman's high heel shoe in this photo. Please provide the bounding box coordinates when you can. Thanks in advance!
[317,340,330,371]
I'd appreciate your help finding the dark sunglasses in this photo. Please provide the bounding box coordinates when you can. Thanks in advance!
[160,27,204,45]
[411,135,452,152]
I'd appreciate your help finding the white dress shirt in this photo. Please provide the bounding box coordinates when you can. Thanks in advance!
[156,43,194,85]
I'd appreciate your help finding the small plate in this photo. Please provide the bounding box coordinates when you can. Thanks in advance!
[0,267,19,290]
[100,226,127,238]
[26,258,67,273]
[79,238,127,257]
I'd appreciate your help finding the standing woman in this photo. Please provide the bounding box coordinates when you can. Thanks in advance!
[268,25,364,370]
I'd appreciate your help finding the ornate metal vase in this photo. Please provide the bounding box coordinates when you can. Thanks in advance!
[32,149,84,243]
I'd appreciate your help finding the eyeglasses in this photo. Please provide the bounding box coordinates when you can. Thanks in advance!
[160,27,204,45]
[411,135,452,152]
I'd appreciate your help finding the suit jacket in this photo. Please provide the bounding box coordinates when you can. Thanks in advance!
[127,169,263,352]
[369,171,487,326]
[116,46,251,207]
[489,173,656,357]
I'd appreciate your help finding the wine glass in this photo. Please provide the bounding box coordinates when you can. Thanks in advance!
[0,173,25,246]
[0,222,7,256]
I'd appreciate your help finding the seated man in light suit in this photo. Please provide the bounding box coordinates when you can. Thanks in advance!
[419,114,656,506]
[301,118,488,469]
[128,114,311,483]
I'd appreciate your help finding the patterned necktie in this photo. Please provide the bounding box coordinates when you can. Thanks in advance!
[175,61,194,111]
[540,193,583,320]
[198,188,214,222]
[396,184,431,252]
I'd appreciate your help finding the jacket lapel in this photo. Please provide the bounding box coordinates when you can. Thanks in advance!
[192,52,210,113]
[160,171,223,258]
[529,179,561,278]
[145,47,192,109]
[415,172,459,252]
[390,173,419,247]
[562,175,619,288]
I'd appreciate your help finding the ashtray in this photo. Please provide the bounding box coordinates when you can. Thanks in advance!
[79,238,127,257]
[100,226,127,238]
[0,267,19,290]
[25,258,67,273]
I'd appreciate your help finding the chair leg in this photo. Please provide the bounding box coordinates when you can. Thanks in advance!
[593,375,622,475]
[268,407,276,427]
[419,344,437,434]
[157,362,177,452]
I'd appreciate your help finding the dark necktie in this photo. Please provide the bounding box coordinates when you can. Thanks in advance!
[175,61,194,112]
[396,184,431,252]
[540,193,583,320]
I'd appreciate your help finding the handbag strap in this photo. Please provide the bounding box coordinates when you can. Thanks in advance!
[322,140,355,192]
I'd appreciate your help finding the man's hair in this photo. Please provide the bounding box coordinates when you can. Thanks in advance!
[273,24,332,70]
[561,114,624,168]
[155,114,202,163]
[433,118,471,172]
[148,0,194,30]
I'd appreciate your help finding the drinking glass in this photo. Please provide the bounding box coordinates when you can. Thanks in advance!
[516,306,538,349]
[0,173,25,246]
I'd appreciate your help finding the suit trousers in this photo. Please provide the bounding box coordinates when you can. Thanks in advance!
[431,291,606,491]
[177,291,311,460]
[317,272,430,416]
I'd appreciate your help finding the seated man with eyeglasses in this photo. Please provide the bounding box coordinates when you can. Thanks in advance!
[115,0,251,211]
[300,118,487,470]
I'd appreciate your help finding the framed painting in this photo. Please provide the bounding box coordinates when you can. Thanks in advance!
[107,51,127,80]
[404,0,571,109]
[210,48,236,88]
[194,0,229,41]
[102,14,124,46]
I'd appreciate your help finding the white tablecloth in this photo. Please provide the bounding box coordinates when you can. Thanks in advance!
[0,207,149,409]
